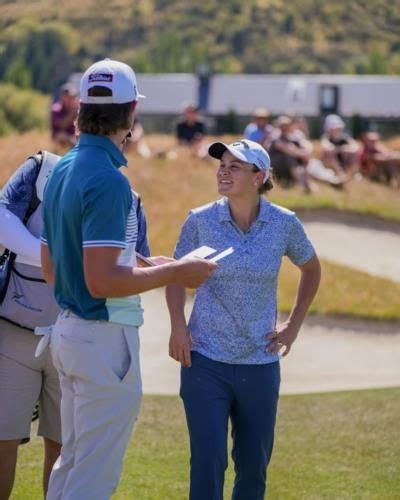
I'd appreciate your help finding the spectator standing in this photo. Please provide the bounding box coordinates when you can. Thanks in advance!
[50,83,79,153]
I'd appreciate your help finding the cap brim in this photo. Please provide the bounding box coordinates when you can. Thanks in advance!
[208,141,251,166]
[208,142,228,159]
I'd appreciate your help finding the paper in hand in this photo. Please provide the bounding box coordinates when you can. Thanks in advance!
[181,246,217,260]
[181,245,234,263]
[208,247,234,262]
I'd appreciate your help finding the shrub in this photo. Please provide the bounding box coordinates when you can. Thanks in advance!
[0,83,50,135]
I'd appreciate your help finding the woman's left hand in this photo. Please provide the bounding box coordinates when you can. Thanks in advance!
[265,320,300,357]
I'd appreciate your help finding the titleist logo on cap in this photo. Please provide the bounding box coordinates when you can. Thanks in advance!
[88,73,113,83]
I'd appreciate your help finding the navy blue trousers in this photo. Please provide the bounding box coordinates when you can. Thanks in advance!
[180,352,280,500]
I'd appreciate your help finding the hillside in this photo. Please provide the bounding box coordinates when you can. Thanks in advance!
[0,0,399,93]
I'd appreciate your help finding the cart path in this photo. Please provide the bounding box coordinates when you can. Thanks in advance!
[302,216,400,282]
[139,288,400,395]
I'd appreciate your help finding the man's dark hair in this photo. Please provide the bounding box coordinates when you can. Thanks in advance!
[252,166,274,193]
[77,86,134,136]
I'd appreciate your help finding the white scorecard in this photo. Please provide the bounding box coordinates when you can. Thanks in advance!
[181,245,234,263]
[209,247,234,262]
[181,246,217,260]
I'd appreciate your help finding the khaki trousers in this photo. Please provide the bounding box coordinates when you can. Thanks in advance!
[47,310,142,500]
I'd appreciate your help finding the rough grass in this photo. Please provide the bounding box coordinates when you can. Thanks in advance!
[1,132,400,320]
[11,388,400,499]
[279,258,400,321]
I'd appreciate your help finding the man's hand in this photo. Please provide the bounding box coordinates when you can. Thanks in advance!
[265,319,300,357]
[169,324,192,367]
[174,258,217,288]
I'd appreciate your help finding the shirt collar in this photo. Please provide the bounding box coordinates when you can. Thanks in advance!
[78,133,128,168]
[217,196,271,223]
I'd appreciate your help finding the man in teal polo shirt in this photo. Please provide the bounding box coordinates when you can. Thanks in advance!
[41,59,216,500]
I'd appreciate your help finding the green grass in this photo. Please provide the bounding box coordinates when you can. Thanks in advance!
[279,258,400,321]
[11,388,400,499]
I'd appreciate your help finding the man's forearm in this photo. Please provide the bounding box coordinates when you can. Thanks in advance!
[84,247,216,299]
[86,263,179,298]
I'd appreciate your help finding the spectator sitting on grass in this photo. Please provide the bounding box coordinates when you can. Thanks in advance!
[123,117,152,158]
[360,131,400,188]
[176,103,207,158]
[244,107,276,149]
[268,115,313,193]
[320,114,360,180]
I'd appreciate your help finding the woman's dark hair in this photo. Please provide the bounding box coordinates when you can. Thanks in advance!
[252,166,274,193]
[77,86,134,135]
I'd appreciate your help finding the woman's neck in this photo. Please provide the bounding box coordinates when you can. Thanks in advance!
[228,195,260,233]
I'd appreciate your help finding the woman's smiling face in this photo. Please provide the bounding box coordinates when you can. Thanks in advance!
[217,150,262,198]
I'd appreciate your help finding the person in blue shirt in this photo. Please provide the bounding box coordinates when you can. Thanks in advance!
[167,139,321,500]
[243,107,276,149]
[41,59,216,500]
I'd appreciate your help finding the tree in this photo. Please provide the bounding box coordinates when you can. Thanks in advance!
[0,20,79,93]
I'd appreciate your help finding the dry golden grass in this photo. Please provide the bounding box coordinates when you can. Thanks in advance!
[122,134,400,255]
[1,131,400,320]
[279,258,400,320]
[1,131,400,256]
[0,130,53,182]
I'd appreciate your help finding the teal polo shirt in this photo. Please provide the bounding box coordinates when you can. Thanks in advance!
[41,133,143,326]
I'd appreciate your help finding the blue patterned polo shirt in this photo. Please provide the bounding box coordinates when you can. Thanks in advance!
[174,197,315,364]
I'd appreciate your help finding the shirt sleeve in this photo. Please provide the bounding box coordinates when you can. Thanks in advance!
[0,206,41,264]
[174,212,199,259]
[0,158,38,220]
[81,173,132,249]
[243,123,253,139]
[133,193,151,257]
[285,215,315,265]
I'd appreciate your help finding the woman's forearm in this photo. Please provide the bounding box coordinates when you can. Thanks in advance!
[288,254,321,329]
[166,284,187,327]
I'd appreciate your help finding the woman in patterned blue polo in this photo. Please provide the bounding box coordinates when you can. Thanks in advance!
[166,139,321,500]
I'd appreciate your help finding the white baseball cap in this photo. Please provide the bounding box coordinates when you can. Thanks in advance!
[80,59,145,104]
[208,139,271,181]
[324,114,345,131]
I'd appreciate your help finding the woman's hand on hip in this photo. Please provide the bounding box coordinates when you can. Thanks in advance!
[169,324,192,367]
[265,320,300,357]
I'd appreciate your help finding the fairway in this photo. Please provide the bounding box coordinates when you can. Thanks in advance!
[12,388,400,499]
